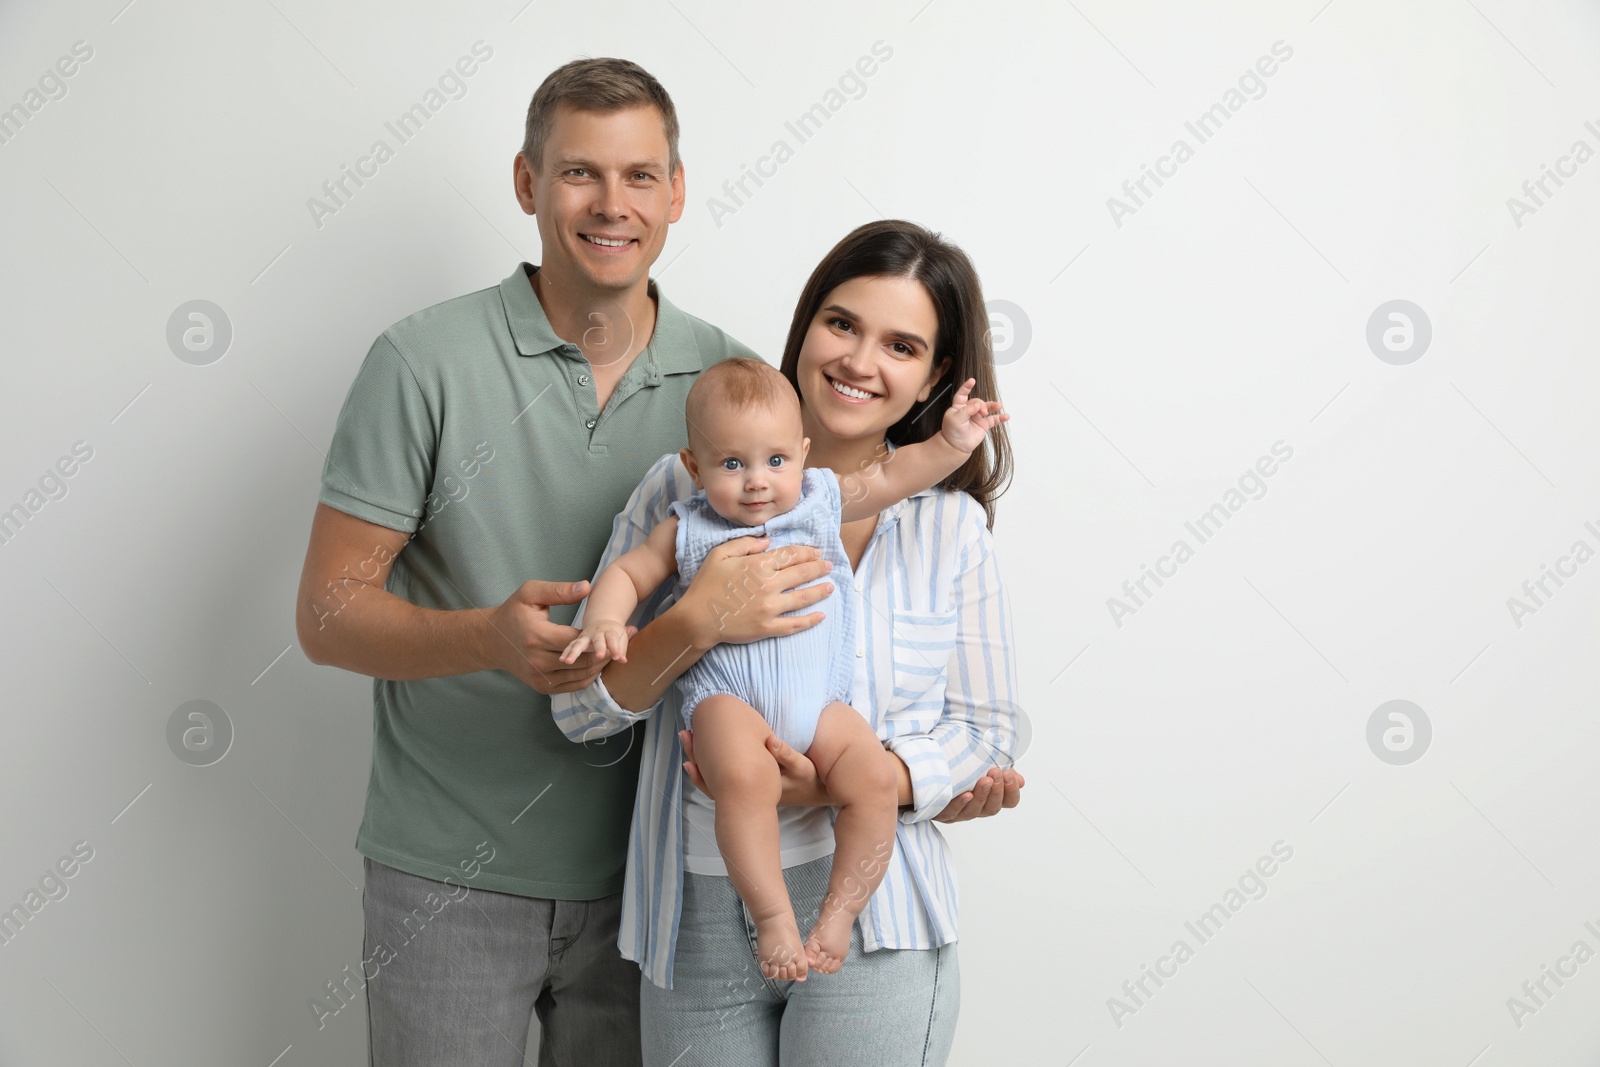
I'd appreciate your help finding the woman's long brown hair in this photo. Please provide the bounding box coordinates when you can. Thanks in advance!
[779,219,1014,529]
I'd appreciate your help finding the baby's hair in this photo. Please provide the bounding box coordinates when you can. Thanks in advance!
[684,356,801,451]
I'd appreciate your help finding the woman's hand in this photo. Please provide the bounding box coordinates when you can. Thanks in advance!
[680,729,832,807]
[672,537,836,650]
[934,767,1025,823]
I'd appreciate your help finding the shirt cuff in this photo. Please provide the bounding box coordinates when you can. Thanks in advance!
[317,486,420,534]
[885,734,953,823]
[551,672,662,743]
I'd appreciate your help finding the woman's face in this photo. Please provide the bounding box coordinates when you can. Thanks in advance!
[795,274,950,443]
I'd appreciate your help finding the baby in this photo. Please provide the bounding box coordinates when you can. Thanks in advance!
[561,356,1007,980]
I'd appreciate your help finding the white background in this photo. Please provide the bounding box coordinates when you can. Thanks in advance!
[2,0,1599,1064]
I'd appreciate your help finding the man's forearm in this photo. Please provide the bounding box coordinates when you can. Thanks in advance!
[601,599,709,711]
[301,584,494,681]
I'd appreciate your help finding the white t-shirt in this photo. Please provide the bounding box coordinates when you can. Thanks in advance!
[681,779,836,875]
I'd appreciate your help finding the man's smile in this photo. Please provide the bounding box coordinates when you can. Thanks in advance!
[581,233,637,251]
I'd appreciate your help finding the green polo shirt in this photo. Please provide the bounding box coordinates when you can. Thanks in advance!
[320,262,752,899]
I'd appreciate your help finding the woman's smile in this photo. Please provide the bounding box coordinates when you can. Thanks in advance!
[824,373,881,403]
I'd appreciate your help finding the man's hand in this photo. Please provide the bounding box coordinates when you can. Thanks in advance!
[486,579,621,695]
[679,729,831,807]
[673,537,836,650]
[935,767,1025,823]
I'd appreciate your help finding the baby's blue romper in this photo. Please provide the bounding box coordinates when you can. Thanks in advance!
[669,465,856,754]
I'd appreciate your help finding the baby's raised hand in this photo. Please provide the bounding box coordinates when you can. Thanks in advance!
[559,620,631,665]
[940,377,1009,454]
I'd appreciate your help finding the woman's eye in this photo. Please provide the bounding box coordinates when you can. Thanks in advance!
[828,316,854,333]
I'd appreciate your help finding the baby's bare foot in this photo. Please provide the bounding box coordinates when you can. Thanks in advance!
[804,898,853,974]
[755,915,808,982]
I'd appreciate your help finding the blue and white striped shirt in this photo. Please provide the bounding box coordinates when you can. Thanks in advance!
[551,451,1024,990]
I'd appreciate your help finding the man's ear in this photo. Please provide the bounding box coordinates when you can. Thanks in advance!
[679,446,701,487]
[513,152,538,216]
[667,161,686,224]
[916,357,953,403]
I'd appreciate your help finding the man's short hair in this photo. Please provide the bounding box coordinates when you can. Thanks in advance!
[685,357,800,450]
[522,57,681,175]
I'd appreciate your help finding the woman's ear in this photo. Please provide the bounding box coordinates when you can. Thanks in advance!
[916,357,953,403]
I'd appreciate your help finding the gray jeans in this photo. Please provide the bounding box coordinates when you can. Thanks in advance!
[640,855,960,1066]
[361,857,643,1067]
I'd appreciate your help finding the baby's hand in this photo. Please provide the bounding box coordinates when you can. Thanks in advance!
[559,620,631,665]
[940,377,1009,454]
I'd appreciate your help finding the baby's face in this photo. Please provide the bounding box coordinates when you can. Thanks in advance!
[685,402,809,526]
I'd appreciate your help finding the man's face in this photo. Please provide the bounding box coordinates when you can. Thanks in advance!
[516,104,685,295]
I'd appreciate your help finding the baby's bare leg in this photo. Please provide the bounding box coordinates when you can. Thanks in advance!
[693,694,808,982]
[801,702,898,974]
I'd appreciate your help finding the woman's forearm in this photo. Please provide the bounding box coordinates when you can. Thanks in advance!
[601,599,710,712]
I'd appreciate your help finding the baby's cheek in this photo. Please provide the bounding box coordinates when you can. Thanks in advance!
[782,474,807,510]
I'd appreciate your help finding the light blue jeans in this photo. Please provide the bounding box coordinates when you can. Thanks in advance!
[640,855,960,1066]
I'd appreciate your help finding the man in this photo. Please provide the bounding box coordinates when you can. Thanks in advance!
[294,58,835,1065]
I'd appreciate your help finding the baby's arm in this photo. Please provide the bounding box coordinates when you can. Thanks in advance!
[838,377,1009,523]
[560,514,681,664]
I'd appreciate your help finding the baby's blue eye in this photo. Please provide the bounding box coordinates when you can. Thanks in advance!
[767,455,784,468]
[721,457,741,471]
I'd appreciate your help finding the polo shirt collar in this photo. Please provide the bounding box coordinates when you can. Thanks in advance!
[499,262,702,375]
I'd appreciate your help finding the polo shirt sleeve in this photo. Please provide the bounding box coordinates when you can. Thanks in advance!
[318,333,437,533]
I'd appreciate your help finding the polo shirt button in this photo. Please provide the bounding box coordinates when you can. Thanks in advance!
[578,374,590,386]
[586,419,596,429]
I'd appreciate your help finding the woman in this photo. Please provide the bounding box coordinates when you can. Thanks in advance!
[551,219,1026,1065]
